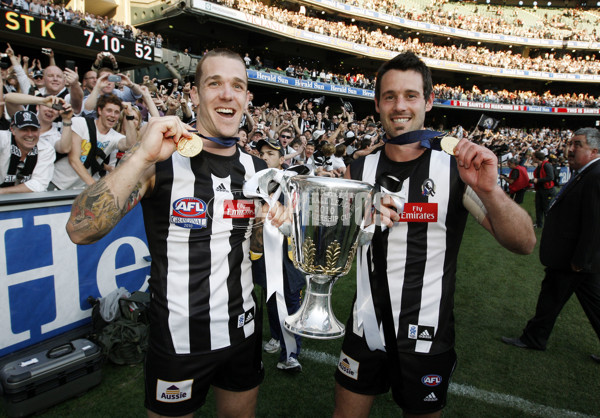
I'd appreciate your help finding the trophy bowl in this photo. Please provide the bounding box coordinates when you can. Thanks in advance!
[281,176,374,339]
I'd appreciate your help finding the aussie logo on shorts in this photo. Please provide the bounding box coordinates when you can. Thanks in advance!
[337,351,359,380]
[408,324,436,341]
[170,197,207,229]
[156,379,192,403]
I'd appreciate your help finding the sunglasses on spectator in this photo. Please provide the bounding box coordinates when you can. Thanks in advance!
[280,135,292,139]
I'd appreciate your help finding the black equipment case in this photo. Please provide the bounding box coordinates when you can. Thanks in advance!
[0,338,103,417]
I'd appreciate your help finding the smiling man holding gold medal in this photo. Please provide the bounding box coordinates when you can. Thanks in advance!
[67,49,268,418]
[332,52,537,418]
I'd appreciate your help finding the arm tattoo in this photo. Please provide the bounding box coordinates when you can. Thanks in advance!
[69,179,143,242]
[119,141,141,164]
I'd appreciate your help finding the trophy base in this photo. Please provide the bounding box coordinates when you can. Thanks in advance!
[283,275,345,340]
[284,316,345,340]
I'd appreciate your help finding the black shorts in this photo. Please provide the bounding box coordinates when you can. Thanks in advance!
[335,329,457,415]
[144,335,264,416]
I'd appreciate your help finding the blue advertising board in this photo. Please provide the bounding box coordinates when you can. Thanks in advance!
[0,200,149,357]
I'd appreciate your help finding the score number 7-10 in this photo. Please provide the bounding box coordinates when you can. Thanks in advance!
[83,29,153,61]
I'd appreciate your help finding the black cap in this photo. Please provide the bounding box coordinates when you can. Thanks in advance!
[256,138,284,156]
[33,70,43,79]
[11,110,40,129]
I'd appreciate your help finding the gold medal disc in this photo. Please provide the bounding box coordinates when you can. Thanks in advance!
[440,136,460,156]
[177,134,203,157]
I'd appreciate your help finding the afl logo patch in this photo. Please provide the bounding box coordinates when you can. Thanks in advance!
[421,374,442,387]
[171,197,207,229]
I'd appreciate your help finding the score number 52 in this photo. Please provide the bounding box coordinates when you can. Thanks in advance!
[83,30,152,61]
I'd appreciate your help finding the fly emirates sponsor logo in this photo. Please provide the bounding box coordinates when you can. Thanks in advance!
[223,199,255,219]
[399,203,438,223]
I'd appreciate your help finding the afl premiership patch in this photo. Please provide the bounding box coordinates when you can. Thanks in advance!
[170,197,207,229]
[156,379,192,403]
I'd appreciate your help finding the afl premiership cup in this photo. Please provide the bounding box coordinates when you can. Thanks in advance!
[280,176,375,339]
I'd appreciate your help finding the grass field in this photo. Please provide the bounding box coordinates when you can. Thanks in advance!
[2,191,599,417]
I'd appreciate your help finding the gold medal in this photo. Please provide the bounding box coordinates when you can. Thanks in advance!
[440,136,460,155]
[177,134,203,157]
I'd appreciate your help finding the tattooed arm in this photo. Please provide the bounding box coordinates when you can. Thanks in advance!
[67,116,193,244]
[67,142,154,244]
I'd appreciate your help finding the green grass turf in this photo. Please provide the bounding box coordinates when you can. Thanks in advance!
[2,191,599,417]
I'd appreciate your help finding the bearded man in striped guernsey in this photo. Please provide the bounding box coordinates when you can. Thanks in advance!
[330,51,537,418]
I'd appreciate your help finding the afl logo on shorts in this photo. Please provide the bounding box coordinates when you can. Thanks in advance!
[421,374,442,387]
[170,197,208,229]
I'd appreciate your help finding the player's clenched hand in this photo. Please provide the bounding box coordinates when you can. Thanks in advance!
[373,194,400,228]
[266,201,292,228]
[453,139,498,194]
[138,116,192,164]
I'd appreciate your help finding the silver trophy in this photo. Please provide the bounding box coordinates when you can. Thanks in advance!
[279,176,375,339]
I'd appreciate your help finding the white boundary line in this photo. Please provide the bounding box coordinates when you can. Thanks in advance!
[293,347,597,418]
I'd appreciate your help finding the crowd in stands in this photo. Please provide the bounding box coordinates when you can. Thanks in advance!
[0,44,160,193]
[0,0,163,47]
[237,97,571,178]
[216,0,600,75]
[346,0,599,42]
[242,54,600,108]
[433,84,599,108]
[0,39,575,195]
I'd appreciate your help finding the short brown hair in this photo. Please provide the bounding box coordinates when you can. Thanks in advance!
[195,49,246,85]
[97,93,122,112]
[321,143,335,156]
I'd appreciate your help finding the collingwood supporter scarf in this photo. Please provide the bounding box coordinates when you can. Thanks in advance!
[1,136,38,187]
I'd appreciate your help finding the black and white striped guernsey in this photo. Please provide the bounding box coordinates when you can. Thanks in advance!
[142,148,267,356]
[350,148,469,355]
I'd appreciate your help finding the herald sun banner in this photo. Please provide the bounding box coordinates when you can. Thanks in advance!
[0,200,149,357]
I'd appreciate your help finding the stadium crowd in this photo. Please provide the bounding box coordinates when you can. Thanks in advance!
[220,0,600,75]
[433,84,599,108]
[0,41,574,194]
[346,0,600,42]
[244,55,600,108]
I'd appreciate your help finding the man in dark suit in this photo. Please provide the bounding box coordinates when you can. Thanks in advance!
[502,128,600,363]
